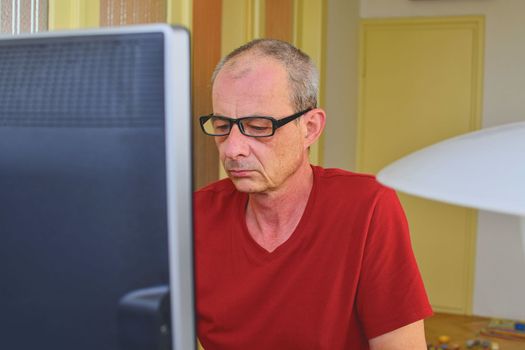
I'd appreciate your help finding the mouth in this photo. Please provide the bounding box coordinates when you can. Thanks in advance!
[227,169,255,178]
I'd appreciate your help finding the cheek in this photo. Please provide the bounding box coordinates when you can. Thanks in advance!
[215,137,228,157]
[277,131,304,157]
[265,134,304,171]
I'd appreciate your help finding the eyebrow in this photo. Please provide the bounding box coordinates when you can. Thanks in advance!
[213,112,272,118]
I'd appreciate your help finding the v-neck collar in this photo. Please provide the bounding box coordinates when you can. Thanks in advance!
[236,165,319,263]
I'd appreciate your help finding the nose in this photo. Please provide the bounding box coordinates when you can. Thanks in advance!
[219,123,250,160]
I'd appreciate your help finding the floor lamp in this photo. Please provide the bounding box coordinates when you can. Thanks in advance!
[377,121,525,258]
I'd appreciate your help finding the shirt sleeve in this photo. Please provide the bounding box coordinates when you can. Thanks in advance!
[356,187,433,340]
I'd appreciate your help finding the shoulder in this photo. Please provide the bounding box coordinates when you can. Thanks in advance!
[313,166,392,201]
[311,166,402,227]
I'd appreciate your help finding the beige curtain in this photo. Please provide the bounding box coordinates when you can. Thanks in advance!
[0,0,48,34]
[100,0,166,26]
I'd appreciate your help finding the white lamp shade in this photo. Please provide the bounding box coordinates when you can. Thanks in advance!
[377,121,525,217]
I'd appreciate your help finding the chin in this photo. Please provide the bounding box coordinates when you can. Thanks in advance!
[230,178,268,194]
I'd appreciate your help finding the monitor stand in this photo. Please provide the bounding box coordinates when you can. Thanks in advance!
[118,286,172,350]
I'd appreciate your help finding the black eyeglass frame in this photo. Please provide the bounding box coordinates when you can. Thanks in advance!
[199,108,313,138]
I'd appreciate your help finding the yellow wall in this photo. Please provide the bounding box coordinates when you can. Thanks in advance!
[167,0,192,30]
[293,0,327,166]
[48,0,100,30]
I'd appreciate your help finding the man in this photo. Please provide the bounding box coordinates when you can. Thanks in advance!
[194,39,432,350]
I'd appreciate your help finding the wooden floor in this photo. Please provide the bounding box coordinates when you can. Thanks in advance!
[425,313,525,349]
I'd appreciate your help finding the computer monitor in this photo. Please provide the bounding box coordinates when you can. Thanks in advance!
[0,24,194,350]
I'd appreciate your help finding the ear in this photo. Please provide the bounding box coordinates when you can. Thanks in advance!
[302,108,326,149]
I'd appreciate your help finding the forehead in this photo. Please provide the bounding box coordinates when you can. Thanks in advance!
[212,55,293,114]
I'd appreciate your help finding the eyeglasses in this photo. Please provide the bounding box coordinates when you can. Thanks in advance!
[199,108,313,138]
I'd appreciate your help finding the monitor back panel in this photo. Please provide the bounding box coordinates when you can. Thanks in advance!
[0,31,171,349]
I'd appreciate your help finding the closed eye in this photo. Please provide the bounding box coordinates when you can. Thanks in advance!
[212,118,231,132]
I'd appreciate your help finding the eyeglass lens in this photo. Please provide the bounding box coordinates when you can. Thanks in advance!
[203,117,274,137]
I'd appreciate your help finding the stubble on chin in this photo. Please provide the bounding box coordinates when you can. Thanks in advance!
[229,174,267,194]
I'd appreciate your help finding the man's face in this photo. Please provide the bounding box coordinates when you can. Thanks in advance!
[212,56,308,194]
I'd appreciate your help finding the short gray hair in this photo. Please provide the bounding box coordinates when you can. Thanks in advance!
[211,38,318,112]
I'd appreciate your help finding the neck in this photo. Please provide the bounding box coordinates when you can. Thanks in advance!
[245,162,314,252]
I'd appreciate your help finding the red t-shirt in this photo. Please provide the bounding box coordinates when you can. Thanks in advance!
[195,166,432,350]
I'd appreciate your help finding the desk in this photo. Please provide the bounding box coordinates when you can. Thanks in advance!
[425,313,525,349]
